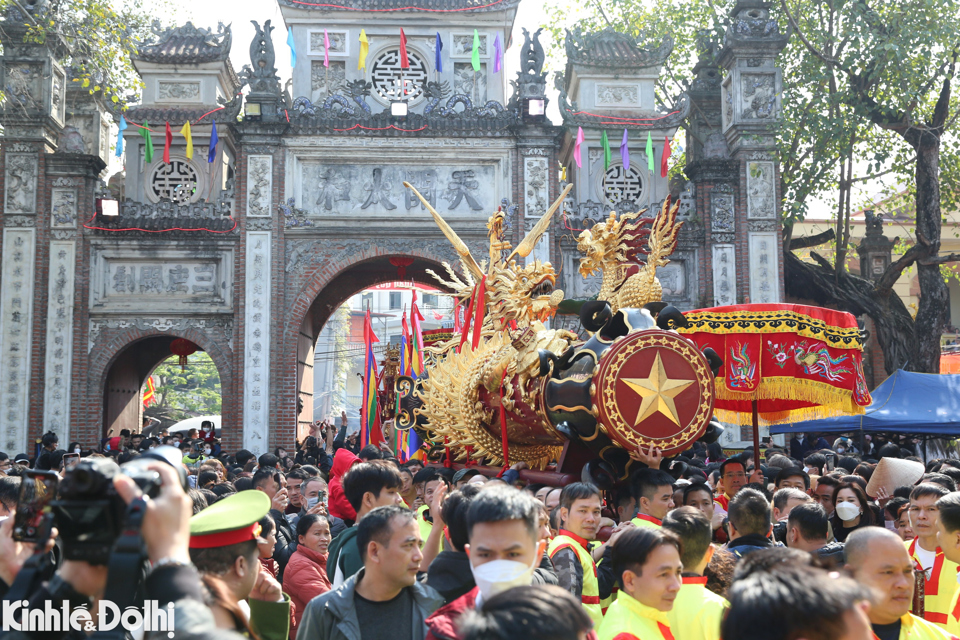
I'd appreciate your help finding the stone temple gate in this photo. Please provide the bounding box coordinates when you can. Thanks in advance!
[0,0,788,454]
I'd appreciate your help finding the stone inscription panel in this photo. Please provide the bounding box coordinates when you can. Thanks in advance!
[243,232,271,453]
[90,251,234,312]
[749,232,781,304]
[43,240,76,442]
[712,245,737,306]
[301,163,496,215]
[0,229,36,452]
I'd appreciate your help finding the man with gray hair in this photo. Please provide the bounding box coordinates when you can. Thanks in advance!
[845,527,953,639]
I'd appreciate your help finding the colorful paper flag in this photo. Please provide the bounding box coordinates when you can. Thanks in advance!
[287,27,296,68]
[140,120,154,163]
[471,276,486,350]
[142,376,155,407]
[324,29,330,68]
[399,28,409,69]
[620,129,630,169]
[471,29,481,71]
[646,132,655,172]
[163,122,172,164]
[359,30,369,70]
[435,32,443,72]
[574,127,584,169]
[180,121,193,160]
[601,130,611,170]
[360,308,382,449]
[493,33,502,73]
[661,136,672,178]
[116,115,127,157]
[432,310,444,321]
[401,311,412,377]
[208,121,218,163]
[411,291,426,379]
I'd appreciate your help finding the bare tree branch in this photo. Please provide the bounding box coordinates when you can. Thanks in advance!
[789,228,836,250]
[877,243,925,294]
[919,253,960,266]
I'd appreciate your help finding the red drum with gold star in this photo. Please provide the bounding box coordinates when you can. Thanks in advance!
[592,330,715,457]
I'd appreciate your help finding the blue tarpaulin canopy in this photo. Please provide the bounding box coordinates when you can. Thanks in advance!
[769,370,960,435]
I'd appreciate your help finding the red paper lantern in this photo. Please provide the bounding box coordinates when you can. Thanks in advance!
[389,256,415,280]
[170,338,198,370]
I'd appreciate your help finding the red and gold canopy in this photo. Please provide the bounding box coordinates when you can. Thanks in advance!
[679,304,872,425]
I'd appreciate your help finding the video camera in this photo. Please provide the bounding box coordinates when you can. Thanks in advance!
[50,445,187,564]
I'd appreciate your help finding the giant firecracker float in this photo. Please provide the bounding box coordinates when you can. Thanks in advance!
[394,183,871,486]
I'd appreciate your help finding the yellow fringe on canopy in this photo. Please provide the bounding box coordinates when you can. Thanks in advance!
[681,309,864,349]
[713,376,866,426]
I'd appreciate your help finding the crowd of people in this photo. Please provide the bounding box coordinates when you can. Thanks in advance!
[1,425,960,640]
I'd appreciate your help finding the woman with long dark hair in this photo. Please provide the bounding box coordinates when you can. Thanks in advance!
[830,481,876,542]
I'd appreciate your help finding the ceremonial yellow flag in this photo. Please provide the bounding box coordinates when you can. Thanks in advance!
[180,121,193,159]
[359,29,369,70]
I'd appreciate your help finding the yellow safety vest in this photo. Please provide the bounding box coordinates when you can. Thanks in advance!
[416,504,433,543]
[878,613,960,639]
[907,538,960,629]
[597,590,675,640]
[947,587,960,637]
[548,531,603,627]
[665,576,728,640]
[631,513,662,529]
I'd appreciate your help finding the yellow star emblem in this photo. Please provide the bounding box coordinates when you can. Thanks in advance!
[622,352,695,427]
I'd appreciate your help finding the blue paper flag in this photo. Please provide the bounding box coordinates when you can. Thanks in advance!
[208,121,218,164]
[116,115,127,157]
[287,27,296,68]
[435,32,443,73]
[620,129,630,169]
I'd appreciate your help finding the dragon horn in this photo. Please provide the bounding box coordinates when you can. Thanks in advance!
[403,181,484,280]
[507,183,574,262]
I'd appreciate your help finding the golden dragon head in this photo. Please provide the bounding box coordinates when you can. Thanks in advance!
[576,210,651,278]
[405,182,573,329]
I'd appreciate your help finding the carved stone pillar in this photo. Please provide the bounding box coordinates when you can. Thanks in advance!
[717,0,790,304]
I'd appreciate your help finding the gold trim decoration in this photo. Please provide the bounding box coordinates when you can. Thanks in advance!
[680,309,864,349]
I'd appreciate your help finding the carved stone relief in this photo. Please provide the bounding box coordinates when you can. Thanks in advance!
[43,241,76,441]
[51,188,78,228]
[158,82,201,101]
[310,60,346,101]
[0,229,36,452]
[5,154,37,214]
[244,232,272,452]
[749,232,780,304]
[656,262,686,297]
[711,183,735,232]
[595,84,640,106]
[453,63,486,102]
[300,163,492,215]
[88,316,234,352]
[524,157,548,218]
[746,161,776,219]
[5,64,40,110]
[741,73,776,119]
[51,67,65,123]
[452,34,487,57]
[711,244,737,306]
[309,31,347,55]
[247,155,273,217]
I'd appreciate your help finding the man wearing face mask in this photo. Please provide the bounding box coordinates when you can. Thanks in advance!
[424,485,558,640]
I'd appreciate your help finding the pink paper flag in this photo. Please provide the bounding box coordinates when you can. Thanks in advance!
[324,29,330,68]
[574,127,585,169]
[493,33,502,73]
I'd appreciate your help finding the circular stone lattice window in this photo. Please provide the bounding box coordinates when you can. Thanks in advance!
[150,159,200,204]
[602,164,645,206]
[370,48,429,105]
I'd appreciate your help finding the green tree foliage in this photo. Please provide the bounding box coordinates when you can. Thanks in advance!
[544,0,960,373]
[144,352,221,425]
[8,0,176,104]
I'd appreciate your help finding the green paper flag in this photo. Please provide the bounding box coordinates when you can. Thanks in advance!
[645,132,654,172]
[601,130,611,170]
[141,120,154,163]
[471,29,481,72]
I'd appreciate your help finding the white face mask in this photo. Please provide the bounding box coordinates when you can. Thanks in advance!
[203,448,212,455]
[836,447,845,454]
[884,520,898,531]
[836,501,861,522]
[74,447,81,454]
[470,553,539,601]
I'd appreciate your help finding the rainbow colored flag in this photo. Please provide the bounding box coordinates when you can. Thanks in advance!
[360,308,381,448]
[411,292,426,379]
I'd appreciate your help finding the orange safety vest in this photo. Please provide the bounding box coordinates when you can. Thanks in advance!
[907,538,960,629]
[597,590,675,640]
[548,529,603,627]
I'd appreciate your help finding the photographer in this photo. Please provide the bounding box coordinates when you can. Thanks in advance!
[0,450,249,639]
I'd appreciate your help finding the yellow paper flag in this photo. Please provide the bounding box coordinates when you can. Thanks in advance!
[180,121,193,159]
[359,29,369,70]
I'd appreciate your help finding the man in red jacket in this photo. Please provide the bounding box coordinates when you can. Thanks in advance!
[328,447,360,523]
[425,485,549,640]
